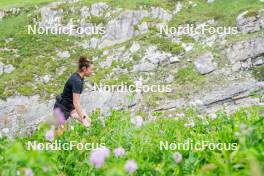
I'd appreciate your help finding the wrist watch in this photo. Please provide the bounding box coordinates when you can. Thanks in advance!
[83,115,86,119]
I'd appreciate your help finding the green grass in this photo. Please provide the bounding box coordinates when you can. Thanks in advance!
[0,0,53,9]
[143,34,184,55]
[0,12,102,99]
[176,64,205,85]
[0,0,263,100]
[81,0,180,10]
[252,65,264,81]
[0,106,263,175]
[169,0,264,27]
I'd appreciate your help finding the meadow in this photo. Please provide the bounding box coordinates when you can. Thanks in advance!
[0,106,263,175]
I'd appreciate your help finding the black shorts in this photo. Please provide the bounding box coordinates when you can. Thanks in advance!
[53,101,71,120]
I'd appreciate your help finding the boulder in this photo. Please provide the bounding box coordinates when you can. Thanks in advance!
[98,10,149,48]
[253,55,264,66]
[237,10,264,33]
[133,62,157,72]
[168,56,180,64]
[194,52,217,74]
[226,37,264,64]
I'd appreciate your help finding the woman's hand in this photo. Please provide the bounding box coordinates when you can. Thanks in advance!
[70,105,91,127]
[82,116,91,127]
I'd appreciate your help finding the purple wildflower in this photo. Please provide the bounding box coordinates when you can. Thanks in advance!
[131,116,143,127]
[25,168,34,176]
[45,128,54,142]
[114,147,125,157]
[124,160,138,174]
[173,152,183,163]
[239,123,247,131]
[89,146,110,168]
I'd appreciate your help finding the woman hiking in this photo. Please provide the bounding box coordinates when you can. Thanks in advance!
[53,55,94,127]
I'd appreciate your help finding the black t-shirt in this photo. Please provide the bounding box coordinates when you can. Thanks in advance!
[60,72,84,111]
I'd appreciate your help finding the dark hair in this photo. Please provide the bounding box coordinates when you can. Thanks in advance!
[78,55,93,71]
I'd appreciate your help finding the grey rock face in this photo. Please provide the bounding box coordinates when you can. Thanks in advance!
[90,2,109,17]
[130,42,140,53]
[99,10,149,48]
[168,56,180,64]
[226,37,264,65]
[77,38,100,49]
[200,81,257,106]
[194,52,217,74]
[196,81,263,114]
[0,10,5,20]
[133,62,157,72]
[0,90,137,137]
[0,95,54,137]
[99,56,115,68]
[150,7,172,21]
[38,2,64,27]
[80,6,90,18]
[253,55,264,66]
[137,22,149,33]
[164,74,175,84]
[56,50,70,59]
[173,2,183,15]
[155,81,262,114]
[154,98,186,111]
[81,91,136,115]
[237,10,264,33]
[231,62,242,72]
[142,45,171,65]
[4,64,15,74]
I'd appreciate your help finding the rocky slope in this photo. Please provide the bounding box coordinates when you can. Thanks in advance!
[0,0,263,137]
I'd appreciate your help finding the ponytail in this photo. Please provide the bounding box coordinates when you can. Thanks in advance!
[78,55,93,71]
